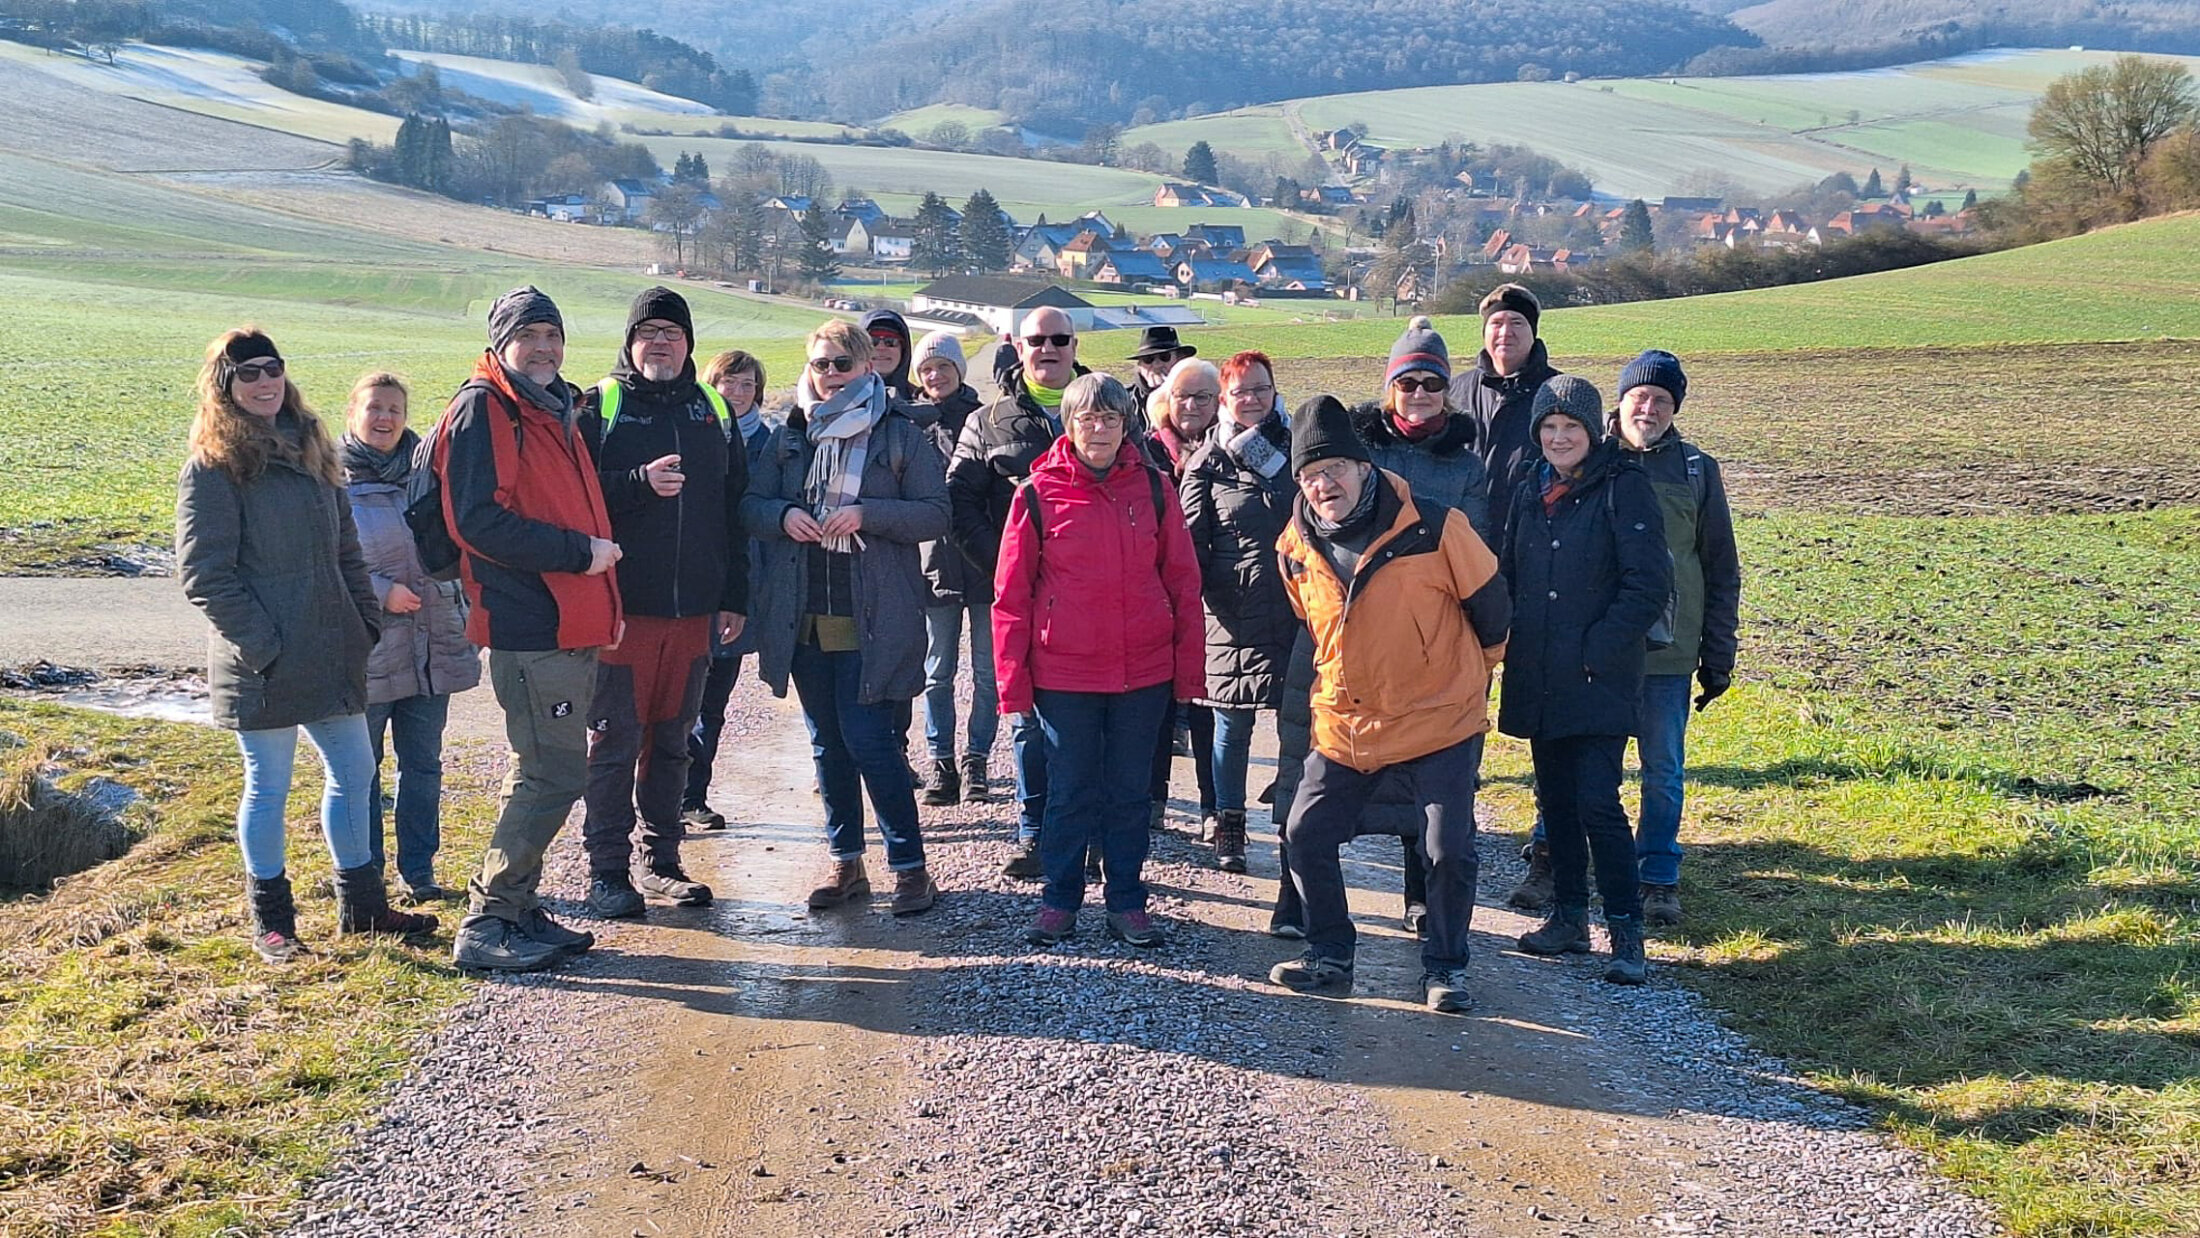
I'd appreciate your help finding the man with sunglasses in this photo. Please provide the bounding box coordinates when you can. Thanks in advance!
[946,306,1089,878]
[572,287,749,920]
[1125,325,1195,419]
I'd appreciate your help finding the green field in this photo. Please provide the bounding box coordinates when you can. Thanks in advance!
[1122,48,2200,200]
[878,103,1010,135]
[1079,212,2200,366]
[0,40,400,146]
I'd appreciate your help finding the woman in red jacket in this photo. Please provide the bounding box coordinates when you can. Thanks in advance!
[995,374,1204,949]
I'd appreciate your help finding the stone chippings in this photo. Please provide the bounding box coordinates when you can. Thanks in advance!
[283,696,2001,1238]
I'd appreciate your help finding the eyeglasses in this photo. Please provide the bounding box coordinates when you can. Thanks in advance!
[1226,384,1275,401]
[1174,391,1220,407]
[1295,460,1359,490]
[1070,410,1125,428]
[807,355,858,374]
[632,325,686,343]
[1393,376,1447,394]
[232,359,285,383]
[1021,333,1073,348]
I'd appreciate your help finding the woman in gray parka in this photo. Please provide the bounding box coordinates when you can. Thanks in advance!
[339,371,481,903]
[177,329,438,964]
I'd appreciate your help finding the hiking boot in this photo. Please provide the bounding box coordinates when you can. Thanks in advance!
[394,875,446,905]
[586,872,646,919]
[1001,842,1043,880]
[1026,905,1077,945]
[1505,840,1555,912]
[1200,813,1219,843]
[334,864,439,937]
[921,758,961,807]
[808,859,871,909]
[1640,882,1682,928]
[1085,841,1103,878]
[1422,968,1473,1014]
[682,803,727,831]
[1106,909,1164,947]
[890,866,937,916]
[1270,951,1354,994]
[1213,809,1248,873]
[633,862,713,906]
[959,754,991,804]
[1267,910,1306,940]
[1603,915,1648,986]
[1518,906,1592,956]
[1171,725,1193,757]
[1402,901,1429,939]
[519,906,595,957]
[247,873,302,964]
[452,913,565,972]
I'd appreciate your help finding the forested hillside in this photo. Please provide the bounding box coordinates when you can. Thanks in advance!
[1686,0,2200,69]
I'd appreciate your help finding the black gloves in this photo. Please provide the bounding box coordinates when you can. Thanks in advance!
[1694,667,1731,712]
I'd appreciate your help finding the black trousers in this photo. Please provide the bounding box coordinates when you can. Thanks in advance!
[1530,734,1641,920]
[1282,735,1483,971]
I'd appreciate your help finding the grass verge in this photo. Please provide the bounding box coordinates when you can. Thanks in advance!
[1479,508,2200,1238]
[0,700,495,1237]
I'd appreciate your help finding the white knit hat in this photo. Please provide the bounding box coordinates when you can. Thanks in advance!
[912,330,967,380]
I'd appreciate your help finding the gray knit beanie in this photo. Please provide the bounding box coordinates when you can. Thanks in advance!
[488,286,563,352]
[1530,374,1604,444]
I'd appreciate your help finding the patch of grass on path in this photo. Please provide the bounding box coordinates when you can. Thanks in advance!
[1481,508,2200,1237]
[0,701,497,1236]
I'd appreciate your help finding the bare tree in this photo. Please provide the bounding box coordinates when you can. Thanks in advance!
[648,183,707,268]
[2029,55,2199,205]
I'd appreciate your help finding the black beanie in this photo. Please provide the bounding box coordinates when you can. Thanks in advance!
[626,285,695,348]
[487,286,563,352]
[1290,395,1371,475]
[1478,283,1541,334]
[222,332,280,366]
[1617,349,1687,411]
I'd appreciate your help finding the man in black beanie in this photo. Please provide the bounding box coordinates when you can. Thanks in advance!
[574,286,749,919]
[1451,282,1561,536]
[1268,396,1510,1014]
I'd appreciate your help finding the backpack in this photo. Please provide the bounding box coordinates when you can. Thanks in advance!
[1014,463,1169,574]
[1605,467,1680,652]
[404,380,522,581]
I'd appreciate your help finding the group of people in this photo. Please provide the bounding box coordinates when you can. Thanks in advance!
[177,278,1738,1012]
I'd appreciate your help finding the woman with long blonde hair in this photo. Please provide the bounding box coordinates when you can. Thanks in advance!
[176,327,437,963]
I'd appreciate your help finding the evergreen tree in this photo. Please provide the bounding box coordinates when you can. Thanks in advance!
[1892,163,1913,198]
[1862,167,1885,198]
[1183,140,1219,185]
[1619,198,1655,253]
[798,204,840,283]
[1960,187,1978,211]
[960,189,1013,272]
[911,192,963,275]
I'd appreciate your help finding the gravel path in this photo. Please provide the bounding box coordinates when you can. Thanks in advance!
[270,671,2000,1238]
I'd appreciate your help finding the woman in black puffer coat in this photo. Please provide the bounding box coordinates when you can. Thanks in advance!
[1499,375,1671,987]
[1180,351,1297,873]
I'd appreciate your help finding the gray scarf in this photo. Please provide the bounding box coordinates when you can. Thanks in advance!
[800,371,889,553]
[341,429,420,485]
[497,357,574,424]
[1217,400,1289,479]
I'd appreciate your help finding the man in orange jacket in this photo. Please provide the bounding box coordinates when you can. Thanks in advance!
[1268,396,1510,1014]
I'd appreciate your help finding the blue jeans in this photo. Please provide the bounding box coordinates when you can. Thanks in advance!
[1034,683,1171,913]
[789,641,926,871]
[1632,673,1692,886]
[923,601,998,759]
[1012,711,1048,846]
[1211,707,1258,813]
[365,693,450,887]
[685,652,745,810]
[235,712,377,879]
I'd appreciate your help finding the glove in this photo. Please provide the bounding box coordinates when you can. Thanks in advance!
[1693,668,1731,712]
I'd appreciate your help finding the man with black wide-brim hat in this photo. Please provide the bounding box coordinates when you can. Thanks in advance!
[1127,325,1196,418]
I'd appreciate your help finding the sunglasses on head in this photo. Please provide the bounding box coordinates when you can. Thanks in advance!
[868,329,901,343]
[232,359,286,383]
[1393,375,1446,394]
[807,355,858,374]
[1022,333,1073,348]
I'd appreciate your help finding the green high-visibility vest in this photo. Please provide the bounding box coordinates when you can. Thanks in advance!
[595,378,729,428]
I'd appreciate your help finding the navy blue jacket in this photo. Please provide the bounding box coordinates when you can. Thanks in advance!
[1498,441,1672,740]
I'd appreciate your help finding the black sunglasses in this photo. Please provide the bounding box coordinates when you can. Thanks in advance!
[232,359,286,383]
[1392,375,1446,394]
[807,355,858,374]
[1022,333,1073,348]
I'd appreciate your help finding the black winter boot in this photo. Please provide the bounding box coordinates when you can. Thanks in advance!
[1603,914,1648,986]
[336,865,439,937]
[1517,906,1592,956]
[1213,809,1248,873]
[1505,841,1556,912]
[921,758,961,806]
[959,754,991,804]
[248,873,302,964]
